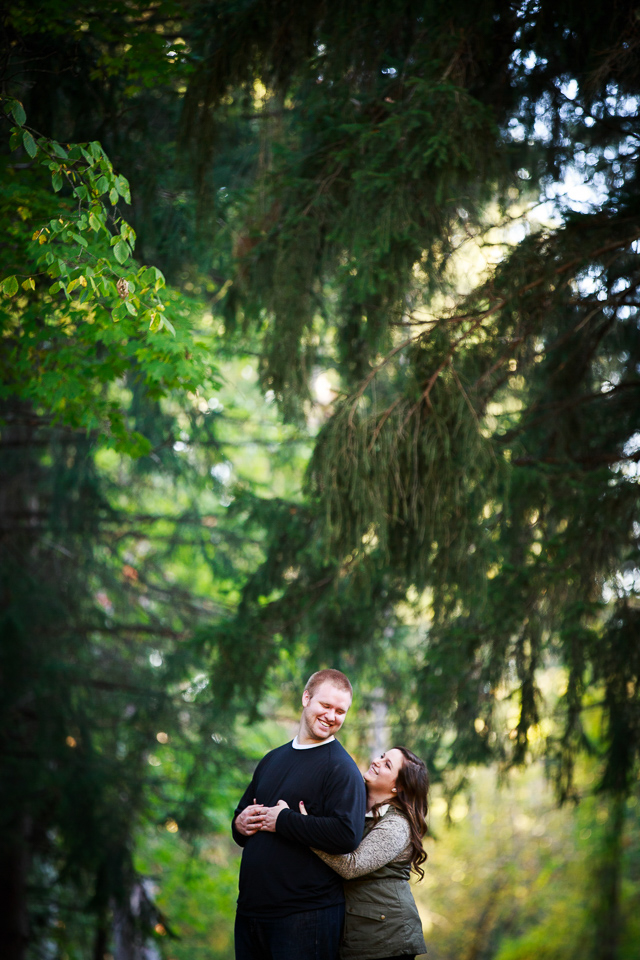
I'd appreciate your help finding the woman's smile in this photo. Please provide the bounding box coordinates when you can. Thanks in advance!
[363,748,405,803]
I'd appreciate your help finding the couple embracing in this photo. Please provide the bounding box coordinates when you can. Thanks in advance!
[232,669,429,960]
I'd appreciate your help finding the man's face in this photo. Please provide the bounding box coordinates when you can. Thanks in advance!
[299,681,352,743]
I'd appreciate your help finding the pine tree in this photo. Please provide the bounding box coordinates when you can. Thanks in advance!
[187,0,640,808]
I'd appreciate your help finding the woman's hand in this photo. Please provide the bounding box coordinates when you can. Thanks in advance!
[299,800,308,815]
[260,798,289,832]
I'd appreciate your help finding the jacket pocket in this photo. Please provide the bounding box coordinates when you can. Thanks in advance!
[341,894,405,959]
[345,901,388,922]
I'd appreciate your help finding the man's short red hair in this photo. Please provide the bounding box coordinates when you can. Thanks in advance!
[304,669,353,698]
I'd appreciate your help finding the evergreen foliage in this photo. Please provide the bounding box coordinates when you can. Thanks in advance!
[187,0,640,808]
[2,2,640,958]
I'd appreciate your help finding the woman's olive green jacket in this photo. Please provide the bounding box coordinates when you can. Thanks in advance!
[314,807,427,960]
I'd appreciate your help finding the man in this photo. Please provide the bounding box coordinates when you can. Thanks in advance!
[232,668,366,960]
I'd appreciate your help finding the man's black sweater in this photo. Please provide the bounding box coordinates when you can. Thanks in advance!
[232,739,366,918]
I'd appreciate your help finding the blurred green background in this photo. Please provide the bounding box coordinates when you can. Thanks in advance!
[1,3,639,959]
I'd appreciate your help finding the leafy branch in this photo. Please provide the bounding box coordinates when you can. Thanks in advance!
[0,96,174,333]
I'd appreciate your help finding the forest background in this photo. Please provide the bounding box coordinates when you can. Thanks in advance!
[1,2,639,960]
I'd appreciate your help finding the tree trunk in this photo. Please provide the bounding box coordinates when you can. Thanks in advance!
[464,878,505,960]
[93,912,109,960]
[591,793,626,960]
[112,895,138,960]
[0,835,30,960]
[0,407,37,960]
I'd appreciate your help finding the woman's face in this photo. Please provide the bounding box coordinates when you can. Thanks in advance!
[363,748,405,799]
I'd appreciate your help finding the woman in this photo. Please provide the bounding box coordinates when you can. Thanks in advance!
[302,745,429,960]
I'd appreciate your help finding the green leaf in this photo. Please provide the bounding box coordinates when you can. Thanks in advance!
[125,301,137,316]
[109,188,119,205]
[119,223,136,250]
[52,171,63,192]
[21,277,36,292]
[113,240,129,264]
[50,141,68,159]
[11,101,26,125]
[9,128,21,150]
[160,316,176,336]
[95,176,110,195]
[89,213,102,232]
[115,174,131,203]
[22,130,38,158]
[150,266,166,291]
[51,259,66,278]
[1,276,19,296]
[48,281,61,295]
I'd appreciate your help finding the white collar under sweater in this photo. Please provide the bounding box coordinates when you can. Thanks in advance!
[291,735,336,749]
[365,803,390,818]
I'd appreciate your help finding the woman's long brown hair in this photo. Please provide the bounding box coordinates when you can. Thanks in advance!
[371,746,429,880]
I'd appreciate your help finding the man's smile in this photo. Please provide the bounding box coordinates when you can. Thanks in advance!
[299,678,352,743]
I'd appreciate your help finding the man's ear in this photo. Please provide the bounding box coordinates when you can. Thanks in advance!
[302,689,310,706]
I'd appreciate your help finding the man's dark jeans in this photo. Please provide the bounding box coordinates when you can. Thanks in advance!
[235,903,345,960]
